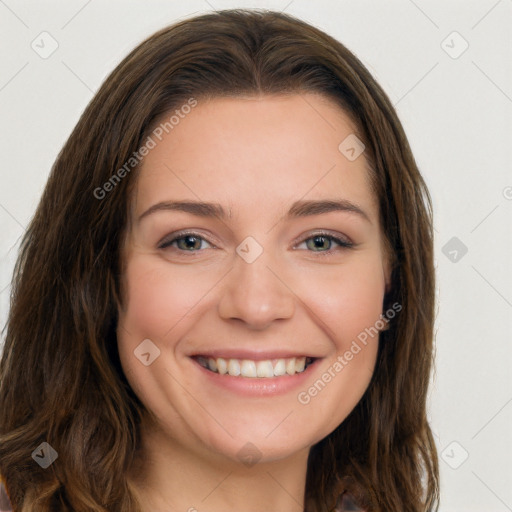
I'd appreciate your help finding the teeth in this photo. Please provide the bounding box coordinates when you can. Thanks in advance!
[217,357,228,374]
[241,359,257,378]
[273,359,286,376]
[196,356,312,378]
[227,359,241,376]
[256,360,274,378]
[286,358,296,375]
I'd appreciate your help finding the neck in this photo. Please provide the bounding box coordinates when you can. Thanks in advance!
[128,415,310,512]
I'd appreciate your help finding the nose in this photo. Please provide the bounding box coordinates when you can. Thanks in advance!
[217,252,295,330]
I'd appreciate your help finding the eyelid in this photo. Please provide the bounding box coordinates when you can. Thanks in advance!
[157,230,217,250]
[157,229,354,252]
[293,230,354,249]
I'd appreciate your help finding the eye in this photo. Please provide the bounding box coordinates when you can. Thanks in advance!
[296,233,353,253]
[158,232,214,252]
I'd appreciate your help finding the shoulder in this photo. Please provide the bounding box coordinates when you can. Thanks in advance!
[334,492,367,511]
[0,475,13,511]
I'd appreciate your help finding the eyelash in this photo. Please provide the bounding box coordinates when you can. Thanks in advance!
[157,230,354,254]
[295,232,354,254]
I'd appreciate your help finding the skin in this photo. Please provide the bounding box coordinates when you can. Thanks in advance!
[117,93,391,512]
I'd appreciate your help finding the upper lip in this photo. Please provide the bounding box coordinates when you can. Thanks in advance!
[190,350,320,361]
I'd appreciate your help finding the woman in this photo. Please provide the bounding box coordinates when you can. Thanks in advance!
[0,9,439,511]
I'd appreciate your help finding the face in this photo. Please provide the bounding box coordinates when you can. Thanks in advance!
[117,93,391,465]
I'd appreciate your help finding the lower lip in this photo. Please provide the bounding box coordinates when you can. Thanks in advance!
[190,358,320,397]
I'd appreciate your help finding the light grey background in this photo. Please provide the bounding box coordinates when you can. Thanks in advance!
[1,1,511,510]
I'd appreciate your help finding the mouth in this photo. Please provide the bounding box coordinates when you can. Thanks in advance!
[192,355,317,378]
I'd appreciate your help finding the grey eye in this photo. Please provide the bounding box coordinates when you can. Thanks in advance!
[306,236,333,251]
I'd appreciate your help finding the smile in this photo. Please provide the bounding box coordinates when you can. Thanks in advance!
[193,355,316,378]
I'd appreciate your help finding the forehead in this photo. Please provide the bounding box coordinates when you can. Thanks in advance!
[134,93,377,222]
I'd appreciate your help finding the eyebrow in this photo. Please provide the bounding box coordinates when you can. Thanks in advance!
[138,199,371,223]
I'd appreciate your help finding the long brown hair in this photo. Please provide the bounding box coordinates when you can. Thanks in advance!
[0,9,439,511]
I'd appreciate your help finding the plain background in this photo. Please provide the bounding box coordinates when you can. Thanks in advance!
[1,1,511,510]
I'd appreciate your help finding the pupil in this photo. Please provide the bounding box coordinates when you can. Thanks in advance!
[181,236,200,250]
[309,236,330,251]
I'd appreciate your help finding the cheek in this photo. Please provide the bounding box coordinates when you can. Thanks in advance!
[118,253,220,340]
[289,254,385,429]
[296,254,386,347]
[116,254,222,418]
